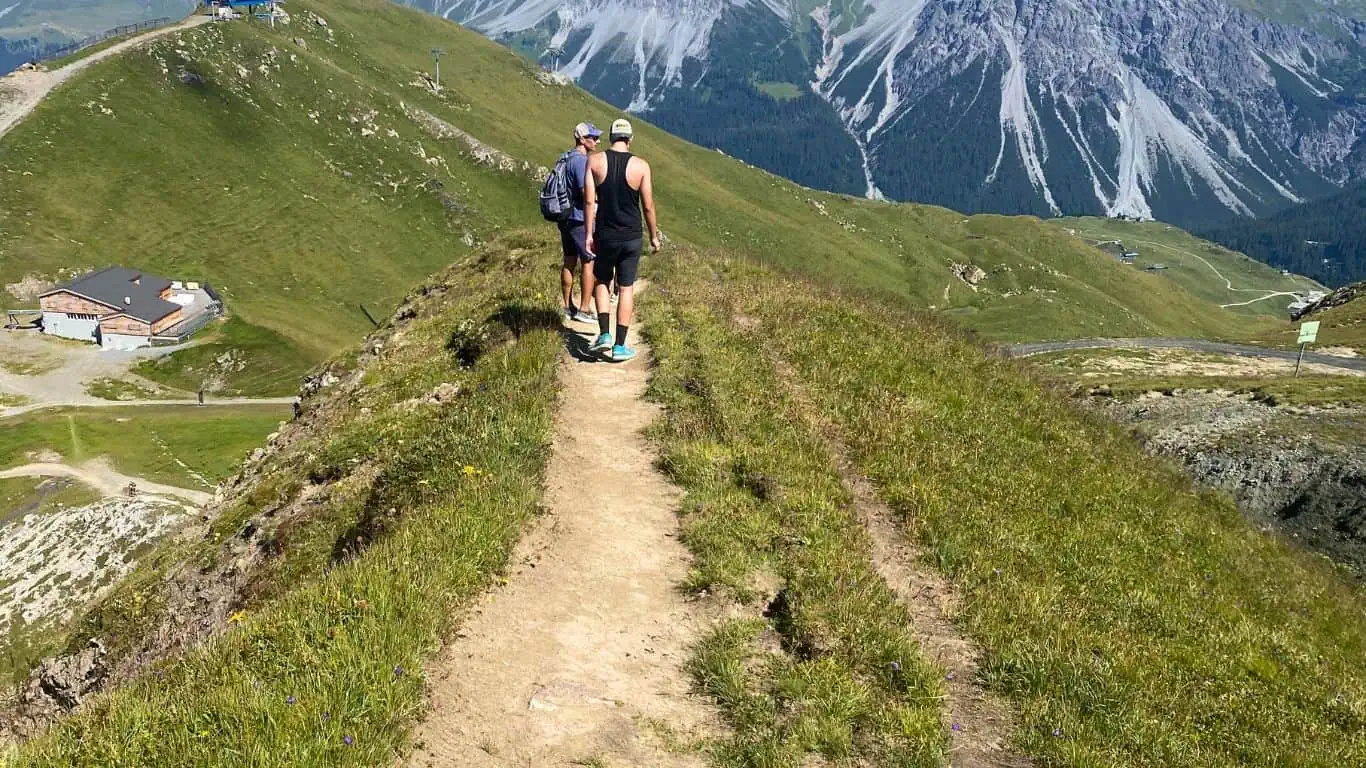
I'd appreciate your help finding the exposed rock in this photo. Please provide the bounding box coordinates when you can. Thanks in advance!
[952,263,987,288]
[1097,391,1366,573]
[5,275,53,302]
[1297,280,1364,321]
[400,103,547,180]
[438,0,1366,221]
[533,70,570,87]
[1,640,107,740]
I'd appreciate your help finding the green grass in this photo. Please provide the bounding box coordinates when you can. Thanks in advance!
[648,251,1366,766]
[134,317,318,397]
[1061,217,1322,320]
[0,405,288,487]
[1229,0,1366,29]
[6,231,563,766]
[41,26,159,70]
[84,377,162,401]
[752,80,803,101]
[647,285,946,765]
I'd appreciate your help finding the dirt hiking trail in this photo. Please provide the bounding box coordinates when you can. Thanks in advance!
[0,458,211,505]
[405,317,717,767]
[0,14,212,141]
[764,353,1033,768]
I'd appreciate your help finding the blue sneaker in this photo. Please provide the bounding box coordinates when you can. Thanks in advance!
[591,332,613,351]
[611,345,636,362]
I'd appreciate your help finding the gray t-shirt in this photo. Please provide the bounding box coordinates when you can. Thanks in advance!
[564,149,589,223]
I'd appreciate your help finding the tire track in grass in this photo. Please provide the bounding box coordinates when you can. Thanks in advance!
[758,346,1033,768]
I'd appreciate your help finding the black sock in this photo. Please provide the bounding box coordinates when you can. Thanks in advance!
[616,325,629,347]
[598,313,611,335]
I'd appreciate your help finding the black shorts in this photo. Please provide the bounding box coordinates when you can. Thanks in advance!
[559,221,592,264]
[593,238,642,287]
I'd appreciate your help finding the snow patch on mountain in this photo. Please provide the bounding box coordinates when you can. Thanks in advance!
[447,0,727,111]
[434,0,1366,219]
[990,25,1059,214]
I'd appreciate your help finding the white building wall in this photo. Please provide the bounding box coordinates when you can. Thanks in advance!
[42,312,98,342]
[101,333,152,351]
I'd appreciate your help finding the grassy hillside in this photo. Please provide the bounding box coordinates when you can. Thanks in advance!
[1063,217,1323,318]
[0,0,1289,399]
[645,251,1366,766]
[5,2,1365,766]
[0,404,289,487]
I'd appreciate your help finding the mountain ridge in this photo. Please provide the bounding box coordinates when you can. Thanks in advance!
[419,0,1366,229]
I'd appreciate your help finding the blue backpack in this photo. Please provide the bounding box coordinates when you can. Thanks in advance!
[539,152,573,222]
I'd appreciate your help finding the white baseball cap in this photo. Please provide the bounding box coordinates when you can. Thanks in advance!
[609,118,633,140]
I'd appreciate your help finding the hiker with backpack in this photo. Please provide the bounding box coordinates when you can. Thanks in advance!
[584,119,661,363]
[540,122,602,323]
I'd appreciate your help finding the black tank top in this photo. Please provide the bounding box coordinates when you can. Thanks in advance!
[595,150,642,243]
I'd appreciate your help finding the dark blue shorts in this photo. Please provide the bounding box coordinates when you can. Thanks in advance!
[559,221,593,264]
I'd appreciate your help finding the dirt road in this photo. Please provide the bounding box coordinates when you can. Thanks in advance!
[0,14,211,140]
[0,458,211,505]
[405,319,717,767]
[1,396,296,420]
[1008,338,1366,373]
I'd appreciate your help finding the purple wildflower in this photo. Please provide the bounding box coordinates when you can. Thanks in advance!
[1052,728,1063,738]
[888,661,901,673]
[322,711,331,722]
[394,665,404,677]
[945,671,955,681]
[343,735,354,746]
[992,568,1002,576]
[951,723,963,732]
[286,695,296,705]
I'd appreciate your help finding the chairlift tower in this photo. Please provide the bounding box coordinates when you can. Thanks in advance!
[430,47,445,92]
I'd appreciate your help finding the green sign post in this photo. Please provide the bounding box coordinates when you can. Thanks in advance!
[1294,321,1320,378]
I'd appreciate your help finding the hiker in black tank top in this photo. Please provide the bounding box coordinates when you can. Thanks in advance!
[595,150,642,245]
[584,119,662,363]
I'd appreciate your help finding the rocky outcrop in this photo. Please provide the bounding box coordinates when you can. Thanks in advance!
[1298,280,1364,320]
[1098,390,1366,573]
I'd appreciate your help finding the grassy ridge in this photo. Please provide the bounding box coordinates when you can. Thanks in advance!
[648,252,1366,766]
[5,232,564,766]
[647,291,945,765]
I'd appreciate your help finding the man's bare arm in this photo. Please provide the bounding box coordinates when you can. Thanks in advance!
[583,157,599,251]
[639,160,660,252]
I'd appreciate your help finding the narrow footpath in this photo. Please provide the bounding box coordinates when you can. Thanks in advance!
[405,318,717,767]
[0,459,211,505]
